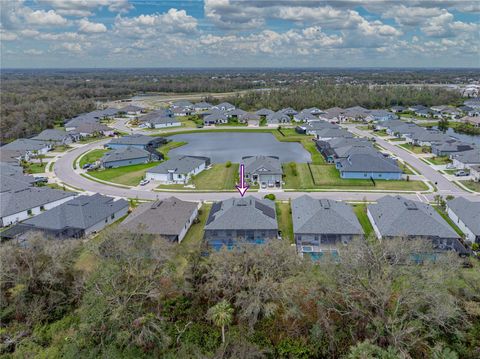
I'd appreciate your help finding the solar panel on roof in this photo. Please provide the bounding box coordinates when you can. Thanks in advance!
[319,199,330,209]
[255,201,276,219]
[206,202,222,225]
[404,201,417,210]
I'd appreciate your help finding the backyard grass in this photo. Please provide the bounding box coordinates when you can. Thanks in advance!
[24,162,47,174]
[352,204,374,238]
[283,163,428,191]
[89,161,160,186]
[428,156,452,165]
[193,163,238,190]
[276,201,294,243]
[373,129,389,137]
[157,141,187,159]
[79,149,108,168]
[462,181,480,193]
[399,143,431,154]
[433,206,465,237]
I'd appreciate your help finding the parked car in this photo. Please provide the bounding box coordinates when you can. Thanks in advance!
[455,170,469,177]
[139,179,150,186]
[82,163,91,169]
[33,176,48,184]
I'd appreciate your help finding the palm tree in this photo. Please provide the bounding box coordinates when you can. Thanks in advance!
[207,300,234,344]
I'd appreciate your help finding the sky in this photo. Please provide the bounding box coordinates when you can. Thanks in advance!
[0,0,479,68]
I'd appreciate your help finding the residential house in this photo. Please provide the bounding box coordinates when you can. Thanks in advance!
[367,109,398,122]
[1,194,129,239]
[100,146,159,169]
[335,153,402,180]
[313,127,353,141]
[0,148,26,164]
[391,105,405,113]
[293,110,318,122]
[0,185,76,227]
[304,107,324,115]
[299,120,339,136]
[194,102,212,112]
[414,108,433,117]
[469,165,480,182]
[172,107,193,117]
[446,198,480,244]
[255,108,275,118]
[227,108,247,119]
[1,138,52,158]
[408,129,449,147]
[266,111,291,125]
[119,105,144,115]
[431,139,475,157]
[213,102,235,111]
[145,155,210,184]
[171,100,194,109]
[31,129,79,146]
[458,106,480,117]
[239,112,260,126]
[343,106,370,122]
[319,107,345,123]
[316,137,375,163]
[292,195,363,258]
[140,110,181,128]
[242,155,283,188]
[280,107,298,118]
[450,148,480,169]
[464,98,480,109]
[367,195,467,254]
[74,122,114,137]
[106,134,166,150]
[203,196,279,249]
[204,110,228,125]
[121,197,199,243]
[409,105,429,112]
[461,116,480,127]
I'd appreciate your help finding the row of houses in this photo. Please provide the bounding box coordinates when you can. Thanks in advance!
[375,120,480,173]
[3,194,477,258]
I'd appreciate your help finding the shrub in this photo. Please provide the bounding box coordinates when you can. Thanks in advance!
[225,161,232,168]
[264,194,276,201]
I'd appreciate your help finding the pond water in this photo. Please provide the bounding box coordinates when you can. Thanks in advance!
[433,126,480,146]
[168,132,311,163]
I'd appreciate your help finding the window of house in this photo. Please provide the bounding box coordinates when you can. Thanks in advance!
[27,209,33,215]
[111,214,115,220]
[40,206,45,211]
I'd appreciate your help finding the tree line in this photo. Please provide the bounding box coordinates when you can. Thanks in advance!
[1,229,479,358]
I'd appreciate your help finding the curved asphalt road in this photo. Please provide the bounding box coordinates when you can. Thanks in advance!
[54,138,479,203]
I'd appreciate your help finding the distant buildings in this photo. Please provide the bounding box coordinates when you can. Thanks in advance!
[100,146,159,168]
[292,195,363,259]
[145,156,210,184]
[204,196,279,249]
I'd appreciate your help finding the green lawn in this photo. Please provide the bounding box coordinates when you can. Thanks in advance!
[433,206,465,237]
[301,140,325,164]
[52,145,72,152]
[283,163,428,191]
[24,162,47,174]
[79,149,108,168]
[193,163,238,190]
[428,156,452,165]
[276,201,294,243]
[399,143,431,154]
[157,141,187,159]
[352,204,374,238]
[388,138,405,142]
[373,129,389,137]
[89,161,160,186]
[78,135,106,143]
[462,181,480,193]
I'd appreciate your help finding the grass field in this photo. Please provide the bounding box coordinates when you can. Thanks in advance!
[276,201,294,243]
[462,181,480,192]
[89,161,160,186]
[283,163,428,191]
[399,143,431,154]
[157,141,187,159]
[80,149,108,168]
[433,206,464,237]
[428,156,452,165]
[24,162,47,174]
[352,204,374,237]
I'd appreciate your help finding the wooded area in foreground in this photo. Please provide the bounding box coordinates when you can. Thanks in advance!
[1,231,479,358]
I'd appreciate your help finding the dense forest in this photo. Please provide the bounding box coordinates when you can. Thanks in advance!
[1,230,479,358]
[1,68,470,143]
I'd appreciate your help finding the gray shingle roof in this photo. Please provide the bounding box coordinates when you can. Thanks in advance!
[2,139,49,152]
[255,108,275,116]
[0,173,35,193]
[304,120,339,131]
[147,156,209,175]
[368,195,458,239]
[19,194,128,231]
[121,197,197,236]
[204,111,227,123]
[314,128,353,138]
[119,104,144,112]
[243,155,282,175]
[108,134,159,146]
[0,187,75,218]
[214,102,235,110]
[267,111,290,123]
[451,149,480,165]
[336,153,401,173]
[31,129,72,143]
[447,197,480,236]
[205,196,278,231]
[101,146,151,164]
[292,195,363,235]
[74,122,111,134]
[280,107,297,115]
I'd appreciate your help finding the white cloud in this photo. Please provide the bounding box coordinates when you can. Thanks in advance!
[78,18,107,33]
[0,30,18,41]
[39,0,133,16]
[383,5,445,26]
[58,42,83,53]
[24,49,43,55]
[23,9,67,26]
